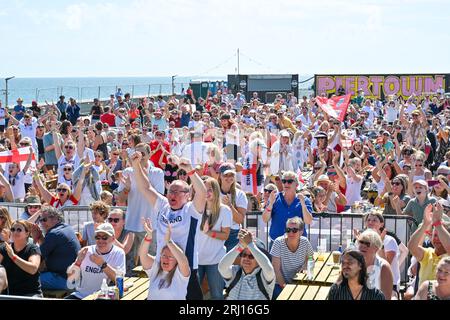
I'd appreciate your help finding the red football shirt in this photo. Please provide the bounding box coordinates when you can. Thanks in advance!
[150,140,171,169]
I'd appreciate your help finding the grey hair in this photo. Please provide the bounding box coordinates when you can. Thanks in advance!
[41,205,64,223]
[286,216,305,230]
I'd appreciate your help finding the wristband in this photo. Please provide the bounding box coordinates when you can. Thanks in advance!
[265,207,272,212]
[144,236,152,243]
[12,255,17,263]
[211,231,217,239]
[188,169,196,177]
[425,230,432,236]
[432,220,443,228]
[75,261,82,267]
[236,246,244,253]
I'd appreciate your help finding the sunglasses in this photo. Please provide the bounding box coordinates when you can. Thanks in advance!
[286,227,300,233]
[282,179,295,184]
[64,145,74,150]
[108,218,120,223]
[63,168,72,172]
[112,153,120,156]
[392,181,402,186]
[57,188,69,193]
[10,227,24,233]
[415,163,423,167]
[28,205,41,209]
[264,189,274,193]
[40,217,49,223]
[240,252,254,260]
[95,235,109,241]
[358,240,371,248]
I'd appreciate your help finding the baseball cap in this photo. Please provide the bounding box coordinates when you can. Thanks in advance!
[413,179,428,188]
[219,162,236,175]
[95,223,114,237]
[314,131,328,139]
[280,130,290,138]
[25,195,41,206]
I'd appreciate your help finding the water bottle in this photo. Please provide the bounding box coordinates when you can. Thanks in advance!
[307,256,314,281]
[100,278,109,299]
[116,270,124,299]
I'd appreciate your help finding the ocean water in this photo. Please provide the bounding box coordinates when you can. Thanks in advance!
[0,76,214,106]
[0,75,314,107]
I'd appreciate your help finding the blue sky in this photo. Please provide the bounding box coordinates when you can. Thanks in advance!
[1,0,449,77]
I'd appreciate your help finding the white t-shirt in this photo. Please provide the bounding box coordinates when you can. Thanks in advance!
[5,171,26,200]
[153,199,202,270]
[57,154,81,182]
[385,105,398,123]
[74,245,126,299]
[19,118,38,149]
[345,176,363,206]
[197,205,232,265]
[383,235,400,287]
[220,189,248,230]
[145,259,190,300]
[181,142,209,167]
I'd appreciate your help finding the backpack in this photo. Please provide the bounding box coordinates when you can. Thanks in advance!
[224,268,270,300]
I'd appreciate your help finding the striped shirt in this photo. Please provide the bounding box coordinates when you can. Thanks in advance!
[270,236,313,283]
[225,266,275,300]
[327,282,385,300]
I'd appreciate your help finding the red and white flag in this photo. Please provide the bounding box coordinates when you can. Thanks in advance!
[0,147,36,171]
[297,168,305,184]
[316,94,351,122]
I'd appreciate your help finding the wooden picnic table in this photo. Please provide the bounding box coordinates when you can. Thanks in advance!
[132,266,147,278]
[292,252,341,286]
[83,277,149,300]
[277,283,331,300]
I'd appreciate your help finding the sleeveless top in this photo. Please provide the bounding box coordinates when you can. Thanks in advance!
[96,132,109,160]
[366,256,383,291]
[427,281,440,300]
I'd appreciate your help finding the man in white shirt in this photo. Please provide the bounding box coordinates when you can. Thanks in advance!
[181,132,209,167]
[130,152,207,300]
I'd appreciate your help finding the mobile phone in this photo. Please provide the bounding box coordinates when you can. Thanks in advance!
[427,180,440,187]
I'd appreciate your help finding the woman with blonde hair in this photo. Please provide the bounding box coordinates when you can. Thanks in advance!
[139,219,190,300]
[197,177,232,300]
[414,256,450,300]
[218,162,248,252]
[0,207,13,243]
[203,144,223,181]
[242,138,266,199]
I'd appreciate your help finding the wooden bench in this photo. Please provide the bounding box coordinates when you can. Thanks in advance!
[132,266,147,278]
[83,277,149,300]
[277,284,331,300]
[293,252,341,286]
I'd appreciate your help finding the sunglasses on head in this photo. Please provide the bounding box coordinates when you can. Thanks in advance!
[108,218,120,223]
[282,179,295,184]
[240,252,254,259]
[286,227,300,234]
[95,235,109,241]
[358,240,371,247]
[10,227,24,233]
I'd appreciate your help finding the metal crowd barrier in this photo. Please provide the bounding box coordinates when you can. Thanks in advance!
[1,203,127,234]
[244,211,418,285]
